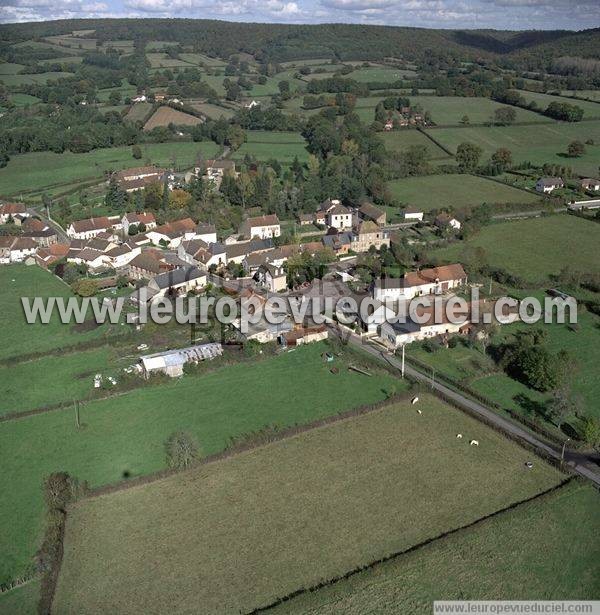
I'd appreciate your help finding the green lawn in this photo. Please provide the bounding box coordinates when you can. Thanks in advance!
[0,141,220,198]
[0,265,123,362]
[513,90,600,120]
[198,73,228,96]
[0,579,40,615]
[124,102,153,123]
[561,90,600,102]
[427,121,600,176]
[232,130,309,164]
[473,307,600,419]
[189,101,235,119]
[273,482,600,614]
[96,80,137,103]
[0,348,115,417]
[381,130,451,159]
[39,56,84,67]
[178,52,226,66]
[0,71,74,86]
[9,93,40,107]
[406,295,600,425]
[0,343,399,586]
[410,96,551,125]
[146,52,194,69]
[348,66,416,82]
[53,394,561,614]
[387,174,540,210]
[0,62,26,74]
[433,214,600,282]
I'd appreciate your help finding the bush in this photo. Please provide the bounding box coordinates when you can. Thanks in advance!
[71,278,98,297]
[165,431,200,470]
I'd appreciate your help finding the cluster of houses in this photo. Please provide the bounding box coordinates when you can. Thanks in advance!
[383,106,426,131]
[0,203,62,264]
[298,199,392,255]
[535,176,600,194]
[366,264,518,348]
[113,166,172,193]
[186,159,238,191]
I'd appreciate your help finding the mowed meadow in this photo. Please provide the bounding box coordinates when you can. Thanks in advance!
[273,481,600,614]
[0,141,220,198]
[232,130,310,164]
[0,265,124,361]
[433,214,600,283]
[426,121,600,177]
[0,342,400,586]
[53,396,562,614]
[387,174,540,210]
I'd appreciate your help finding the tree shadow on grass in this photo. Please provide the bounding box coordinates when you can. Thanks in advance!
[513,393,549,421]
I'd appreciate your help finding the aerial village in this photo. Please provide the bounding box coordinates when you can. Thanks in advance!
[0,157,527,380]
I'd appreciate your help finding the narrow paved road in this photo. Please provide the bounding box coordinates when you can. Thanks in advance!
[331,326,600,488]
[491,207,566,220]
[27,206,69,242]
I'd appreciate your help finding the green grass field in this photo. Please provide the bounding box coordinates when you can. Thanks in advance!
[53,395,561,614]
[561,90,600,102]
[472,305,600,419]
[387,174,540,210]
[0,343,399,586]
[232,130,309,163]
[381,130,451,159]
[0,62,25,74]
[145,40,179,51]
[0,265,123,362]
[407,300,600,427]
[0,579,40,615]
[96,80,137,103]
[189,101,236,119]
[0,348,115,417]
[146,52,194,69]
[39,56,84,67]
[9,93,40,107]
[348,66,416,82]
[0,71,74,86]
[44,35,97,50]
[427,121,600,176]
[411,96,551,125]
[11,40,82,56]
[273,482,599,614]
[433,214,600,282]
[178,52,226,66]
[124,102,153,123]
[513,90,600,120]
[0,141,220,198]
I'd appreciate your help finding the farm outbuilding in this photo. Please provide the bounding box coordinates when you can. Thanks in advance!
[139,343,223,378]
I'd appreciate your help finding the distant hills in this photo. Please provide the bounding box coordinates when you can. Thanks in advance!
[1,19,599,65]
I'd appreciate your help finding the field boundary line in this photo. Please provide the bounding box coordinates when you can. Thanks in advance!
[417,127,454,156]
[248,478,577,614]
[78,391,415,502]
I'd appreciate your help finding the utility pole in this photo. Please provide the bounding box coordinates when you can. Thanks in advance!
[401,344,405,378]
[560,437,571,469]
[489,277,492,295]
[431,367,435,389]
[74,400,81,429]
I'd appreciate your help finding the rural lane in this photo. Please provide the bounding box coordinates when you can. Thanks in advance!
[330,326,600,488]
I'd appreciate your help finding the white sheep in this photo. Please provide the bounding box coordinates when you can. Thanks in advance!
[411,396,419,405]
[417,408,422,415]
[470,439,479,446]
[456,433,463,439]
